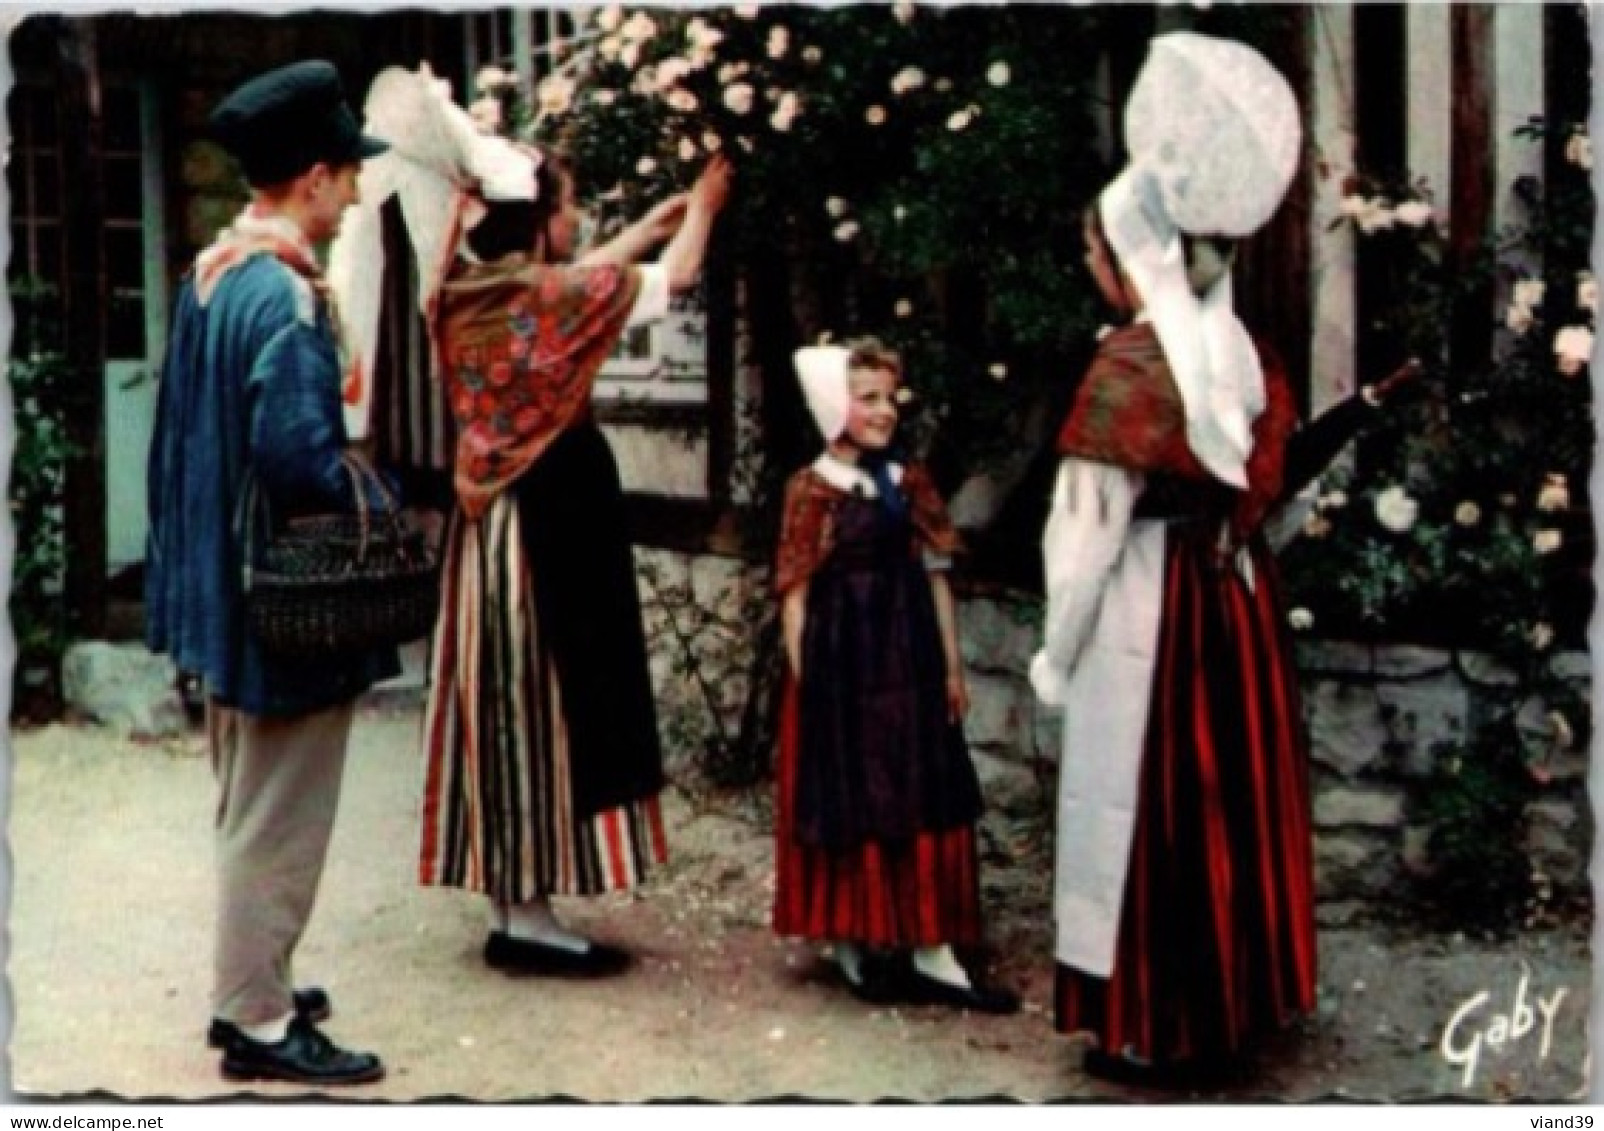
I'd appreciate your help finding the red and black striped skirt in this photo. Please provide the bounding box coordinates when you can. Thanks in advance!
[772,680,983,949]
[1055,533,1318,1063]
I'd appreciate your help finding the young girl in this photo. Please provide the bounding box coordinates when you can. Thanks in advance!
[771,339,1018,1014]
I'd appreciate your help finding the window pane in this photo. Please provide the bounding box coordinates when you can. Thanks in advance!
[108,290,146,359]
[31,222,61,288]
[7,156,30,218]
[35,154,60,219]
[26,88,57,147]
[103,157,143,222]
[103,91,141,151]
[106,226,145,291]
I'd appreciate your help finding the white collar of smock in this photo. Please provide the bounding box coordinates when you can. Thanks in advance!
[812,452,905,497]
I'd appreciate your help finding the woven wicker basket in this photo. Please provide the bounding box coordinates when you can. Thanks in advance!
[241,458,440,657]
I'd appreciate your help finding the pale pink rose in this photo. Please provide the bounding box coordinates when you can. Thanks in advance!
[891,67,926,95]
[865,105,887,126]
[666,89,700,114]
[1394,200,1433,228]
[723,83,756,115]
[767,25,790,60]
[1578,273,1597,314]
[701,131,723,153]
[595,5,623,32]
[537,75,576,117]
[894,299,914,318]
[1538,476,1570,513]
[678,137,698,162]
[1554,325,1593,376]
[1533,529,1563,555]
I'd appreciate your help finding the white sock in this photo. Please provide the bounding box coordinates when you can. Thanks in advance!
[832,941,865,987]
[236,1012,293,1044]
[913,945,972,989]
[505,896,591,954]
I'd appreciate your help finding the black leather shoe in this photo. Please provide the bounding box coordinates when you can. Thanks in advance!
[841,951,909,1005]
[901,968,1021,1015]
[206,988,333,1050]
[1082,1048,1253,1092]
[219,1017,384,1086]
[484,931,632,978]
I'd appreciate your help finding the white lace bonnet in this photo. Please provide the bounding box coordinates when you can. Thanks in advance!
[794,345,853,442]
[327,64,540,439]
[1098,32,1302,487]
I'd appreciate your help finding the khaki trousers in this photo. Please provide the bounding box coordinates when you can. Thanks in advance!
[207,699,354,1025]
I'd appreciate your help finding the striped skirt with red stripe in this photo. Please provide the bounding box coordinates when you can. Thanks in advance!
[772,680,983,948]
[419,494,668,901]
[1055,532,1318,1064]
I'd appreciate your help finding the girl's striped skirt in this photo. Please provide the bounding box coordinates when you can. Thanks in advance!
[419,491,667,901]
[1055,532,1318,1064]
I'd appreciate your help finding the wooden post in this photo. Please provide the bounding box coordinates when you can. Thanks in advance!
[56,18,108,640]
[1449,5,1495,378]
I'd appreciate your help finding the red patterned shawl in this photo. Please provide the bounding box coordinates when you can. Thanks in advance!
[1056,321,1299,540]
[774,461,962,596]
[435,254,642,519]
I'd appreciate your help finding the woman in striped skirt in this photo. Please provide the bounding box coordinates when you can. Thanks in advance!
[343,68,730,975]
[772,341,1018,1014]
[1030,35,1321,1084]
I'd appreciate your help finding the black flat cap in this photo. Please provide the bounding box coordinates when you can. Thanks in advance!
[209,60,388,187]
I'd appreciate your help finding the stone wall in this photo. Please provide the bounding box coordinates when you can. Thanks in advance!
[633,550,1593,920]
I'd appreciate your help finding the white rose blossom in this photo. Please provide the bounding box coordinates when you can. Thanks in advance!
[1513,279,1546,310]
[989,363,1008,381]
[666,89,700,114]
[947,108,974,132]
[767,26,790,60]
[834,220,860,242]
[595,5,624,32]
[1538,475,1570,513]
[1506,303,1535,336]
[636,156,658,176]
[1566,130,1593,170]
[1529,622,1555,651]
[1454,501,1482,527]
[1287,608,1315,631]
[1578,273,1598,315]
[825,197,849,218]
[891,67,926,95]
[537,75,576,117]
[865,105,887,126]
[591,89,619,107]
[803,45,823,65]
[1394,200,1433,228]
[724,83,756,115]
[657,56,693,86]
[620,42,642,70]
[475,65,516,94]
[1374,485,1419,533]
[987,61,1011,87]
[894,299,914,318]
[686,17,724,50]
[1320,489,1349,510]
[1534,529,1563,555]
[770,91,801,132]
[701,131,723,153]
[893,1,917,23]
[620,12,658,43]
[1554,325,1593,377]
[678,137,698,162]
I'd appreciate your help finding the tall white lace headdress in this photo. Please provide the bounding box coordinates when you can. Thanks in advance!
[1098,32,1303,487]
[327,64,540,440]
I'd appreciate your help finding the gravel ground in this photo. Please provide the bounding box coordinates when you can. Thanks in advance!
[4,706,1592,1103]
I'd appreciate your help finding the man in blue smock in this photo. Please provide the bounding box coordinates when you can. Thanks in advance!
[146,60,395,1087]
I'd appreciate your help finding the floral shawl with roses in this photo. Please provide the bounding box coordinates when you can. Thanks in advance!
[1056,320,1299,541]
[434,253,642,519]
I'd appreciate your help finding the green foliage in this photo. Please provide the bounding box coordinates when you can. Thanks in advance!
[8,279,83,717]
